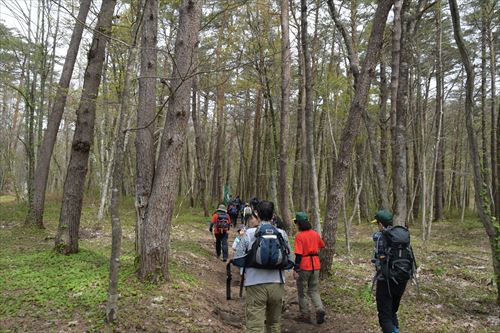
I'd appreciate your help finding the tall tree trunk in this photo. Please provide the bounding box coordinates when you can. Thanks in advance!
[139,0,202,282]
[379,61,390,187]
[191,76,209,216]
[320,0,393,278]
[392,0,410,226]
[278,0,292,232]
[250,90,262,198]
[27,0,91,228]
[432,0,445,227]
[135,0,158,257]
[106,9,141,319]
[54,0,118,254]
[301,0,321,233]
[487,11,498,218]
[448,0,500,304]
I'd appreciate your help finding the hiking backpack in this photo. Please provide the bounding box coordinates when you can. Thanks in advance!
[245,224,291,269]
[215,212,230,233]
[381,226,417,283]
[228,205,238,216]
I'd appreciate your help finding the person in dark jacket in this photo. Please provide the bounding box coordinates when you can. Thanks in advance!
[371,210,406,333]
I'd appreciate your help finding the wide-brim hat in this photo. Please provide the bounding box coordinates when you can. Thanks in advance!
[217,204,227,213]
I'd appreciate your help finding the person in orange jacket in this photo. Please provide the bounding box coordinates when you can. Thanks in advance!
[292,212,326,324]
[209,204,232,262]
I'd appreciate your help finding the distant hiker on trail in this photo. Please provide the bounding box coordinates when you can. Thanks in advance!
[249,196,260,210]
[228,202,239,227]
[233,201,293,333]
[371,210,417,333]
[209,204,232,262]
[292,212,326,325]
[243,203,253,226]
[232,224,246,250]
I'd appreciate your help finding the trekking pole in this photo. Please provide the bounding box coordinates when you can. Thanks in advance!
[226,260,232,300]
[239,269,245,298]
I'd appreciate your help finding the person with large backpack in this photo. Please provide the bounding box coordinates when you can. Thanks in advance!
[371,210,417,333]
[228,203,239,227]
[232,201,293,333]
[209,204,232,262]
[292,212,326,325]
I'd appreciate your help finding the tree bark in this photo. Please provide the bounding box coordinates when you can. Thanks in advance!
[28,0,91,228]
[106,11,141,320]
[301,0,321,233]
[392,0,410,226]
[278,0,292,232]
[54,0,117,254]
[135,0,158,257]
[139,0,202,282]
[191,76,209,216]
[448,0,500,304]
[320,0,393,278]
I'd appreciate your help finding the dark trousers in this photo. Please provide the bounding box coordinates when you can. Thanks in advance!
[376,279,407,333]
[230,214,238,227]
[215,233,228,260]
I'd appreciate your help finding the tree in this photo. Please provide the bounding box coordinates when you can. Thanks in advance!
[139,0,202,282]
[301,0,321,233]
[278,0,292,231]
[31,0,90,228]
[135,0,159,256]
[54,0,117,254]
[320,0,394,278]
[448,0,500,304]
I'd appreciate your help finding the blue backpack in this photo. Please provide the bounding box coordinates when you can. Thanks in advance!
[245,224,291,269]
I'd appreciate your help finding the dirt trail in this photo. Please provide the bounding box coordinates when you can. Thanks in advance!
[196,227,366,333]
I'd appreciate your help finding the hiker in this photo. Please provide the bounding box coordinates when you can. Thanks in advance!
[249,196,260,210]
[232,224,246,250]
[371,210,416,333]
[271,213,284,230]
[209,204,232,262]
[243,203,253,226]
[292,212,326,325]
[228,202,239,227]
[233,201,293,333]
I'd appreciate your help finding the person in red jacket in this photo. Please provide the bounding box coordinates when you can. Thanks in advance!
[293,212,326,324]
[209,204,232,262]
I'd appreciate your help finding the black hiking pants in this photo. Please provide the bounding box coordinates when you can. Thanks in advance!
[376,279,407,333]
[215,232,228,260]
[229,214,238,227]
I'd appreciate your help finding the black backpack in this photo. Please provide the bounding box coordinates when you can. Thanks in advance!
[381,226,417,284]
[215,212,230,233]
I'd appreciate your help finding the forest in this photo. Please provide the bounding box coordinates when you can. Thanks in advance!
[0,0,499,332]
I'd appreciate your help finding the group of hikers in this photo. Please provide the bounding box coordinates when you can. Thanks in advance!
[208,197,417,333]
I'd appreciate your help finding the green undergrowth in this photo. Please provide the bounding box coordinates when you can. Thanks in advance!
[0,196,209,332]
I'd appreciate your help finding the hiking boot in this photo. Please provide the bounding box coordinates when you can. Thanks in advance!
[316,310,326,324]
[222,258,227,262]
[294,314,311,323]
[392,327,400,333]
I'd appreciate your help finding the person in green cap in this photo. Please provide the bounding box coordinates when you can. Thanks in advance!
[292,212,326,324]
[371,209,406,333]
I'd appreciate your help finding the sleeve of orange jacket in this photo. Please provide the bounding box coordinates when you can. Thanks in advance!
[294,234,304,255]
[210,213,218,223]
[318,234,325,249]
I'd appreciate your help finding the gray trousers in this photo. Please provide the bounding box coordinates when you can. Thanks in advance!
[297,269,324,315]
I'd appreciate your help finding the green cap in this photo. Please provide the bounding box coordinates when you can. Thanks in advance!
[294,212,308,223]
[371,210,393,226]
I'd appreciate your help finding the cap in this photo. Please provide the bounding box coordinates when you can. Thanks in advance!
[370,210,393,226]
[294,212,308,223]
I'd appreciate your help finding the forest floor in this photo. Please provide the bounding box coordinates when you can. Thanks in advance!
[0,195,499,333]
